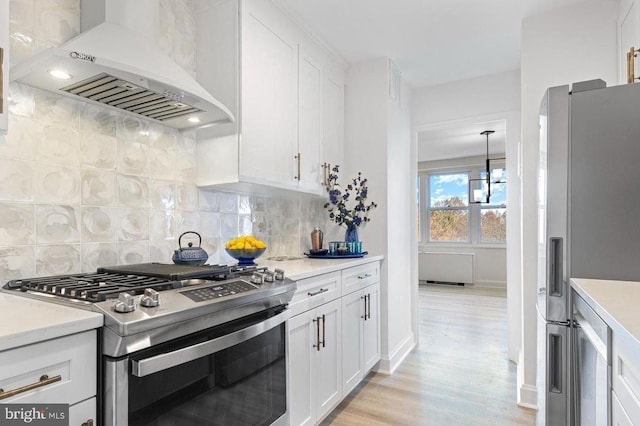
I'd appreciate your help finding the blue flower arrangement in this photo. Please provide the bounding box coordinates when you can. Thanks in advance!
[323,165,377,229]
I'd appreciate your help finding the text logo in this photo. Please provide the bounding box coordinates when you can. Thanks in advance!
[0,404,68,426]
[69,51,96,63]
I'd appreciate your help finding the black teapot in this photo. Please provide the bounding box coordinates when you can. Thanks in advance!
[172,232,209,266]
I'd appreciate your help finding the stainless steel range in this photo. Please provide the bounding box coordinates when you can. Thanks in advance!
[3,263,296,426]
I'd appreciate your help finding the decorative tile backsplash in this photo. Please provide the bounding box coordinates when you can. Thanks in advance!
[0,0,338,284]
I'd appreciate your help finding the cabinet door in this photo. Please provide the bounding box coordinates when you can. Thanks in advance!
[322,68,345,174]
[0,0,8,133]
[315,298,342,420]
[341,289,364,396]
[288,311,317,426]
[240,0,297,186]
[297,42,323,193]
[613,390,634,426]
[363,282,381,372]
[69,397,96,426]
[620,0,640,84]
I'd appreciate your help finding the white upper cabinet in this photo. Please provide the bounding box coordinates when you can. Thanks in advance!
[619,0,640,84]
[195,0,345,196]
[1,0,8,134]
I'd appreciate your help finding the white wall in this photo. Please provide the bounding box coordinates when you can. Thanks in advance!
[345,58,415,373]
[519,0,618,409]
[411,70,521,363]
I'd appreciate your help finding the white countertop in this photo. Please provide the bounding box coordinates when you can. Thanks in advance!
[258,255,384,281]
[0,293,104,352]
[571,278,640,357]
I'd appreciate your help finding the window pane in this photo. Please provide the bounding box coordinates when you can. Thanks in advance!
[481,208,506,242]
[430,210,469,241]
[429,173,469,207]
[480,169,506,206]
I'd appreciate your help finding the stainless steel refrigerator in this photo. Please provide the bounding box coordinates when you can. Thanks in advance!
[537,80,640,425]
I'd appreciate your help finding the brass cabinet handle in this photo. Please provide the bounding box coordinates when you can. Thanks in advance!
[0,47,4,114]
[313,317,320,351]
[0,375,62,400]
[628,47,640,84]
[325,163,331,186]
[81,420,94,426]
[307,288,328,297]
[321,163,326,186]
[294,153,301,180]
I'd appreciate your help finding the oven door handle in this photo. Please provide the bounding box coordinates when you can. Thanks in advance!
[131,309,290,377]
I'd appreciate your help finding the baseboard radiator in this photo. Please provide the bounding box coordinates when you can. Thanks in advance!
[418,252,474,285]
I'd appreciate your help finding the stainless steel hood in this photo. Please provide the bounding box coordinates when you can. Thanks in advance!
[9,1,233,131]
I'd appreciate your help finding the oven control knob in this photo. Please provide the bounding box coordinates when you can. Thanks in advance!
[140,288,160,308]
[274,268,285,281]
[114,293,136,313]
[264,271,275,283]
[250,272,264,285]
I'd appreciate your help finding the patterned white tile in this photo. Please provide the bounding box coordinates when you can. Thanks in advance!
[149,210,175,240]
[81,168,117,206]
[2,115,38,159]
[176,184,198,211]
[7,83,35,118]
[117,175,149,207]
[119,241,150,265]
[238,195,251,214]
[175,211,200,236]
[0,246,35,283]
[147,147,176,179]
[81,243,118,273]
[36,244,81,276]
[150,240,175,263]
[0,157,33,201]
[239,214,253,236]
[119,140,148,176]
[81,133,118,169]
[199,212,220,238]
[198,190,220,212]
[34,88,79,124]
[36,204,80,244]
[220,214,239,240]
[34,163,80,204]
[149,123,178,150]
[9,29,35,66]
[0,202,34,245]
[81,207,118,243]
[157,0,176,58]
[119,209,149,241]
[80,104,117,138]
[175,154,196,183]
[177,130,197,154]
[219,192,238,214]
[37,124,80,165]
[201,237,220,263]
[34,0,80,46]
[116,115,149,144]
[149,179,175,209]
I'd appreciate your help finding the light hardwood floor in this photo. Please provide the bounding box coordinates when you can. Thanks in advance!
[321,284,537,426]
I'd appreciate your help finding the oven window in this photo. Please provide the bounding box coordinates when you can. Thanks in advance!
[128,311,286,426]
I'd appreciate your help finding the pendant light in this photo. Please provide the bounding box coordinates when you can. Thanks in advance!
[469,130,505,204]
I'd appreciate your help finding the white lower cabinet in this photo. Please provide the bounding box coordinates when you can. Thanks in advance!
[289,298,342,426]
[612,332,640,424]
[341,282,380,396]
[288,260,381,426]
[613,389,634,426]
[69,397,96,426]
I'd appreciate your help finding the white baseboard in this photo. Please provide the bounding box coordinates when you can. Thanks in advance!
[474,280,507,289]
[376,333,415,375]
[517,384,538,409]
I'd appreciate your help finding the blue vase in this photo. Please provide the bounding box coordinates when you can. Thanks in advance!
[345,225,359,243]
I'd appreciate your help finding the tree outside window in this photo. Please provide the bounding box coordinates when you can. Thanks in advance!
[428,172,470,242]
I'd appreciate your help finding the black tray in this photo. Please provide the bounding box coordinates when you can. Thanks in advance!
[304,251,368,259]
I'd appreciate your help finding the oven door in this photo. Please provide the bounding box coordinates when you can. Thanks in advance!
[104,306,289,426]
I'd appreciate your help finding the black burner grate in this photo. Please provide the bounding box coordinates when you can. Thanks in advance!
[5,273,181,302]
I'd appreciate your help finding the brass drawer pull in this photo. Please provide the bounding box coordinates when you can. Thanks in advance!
[0,374,62,400]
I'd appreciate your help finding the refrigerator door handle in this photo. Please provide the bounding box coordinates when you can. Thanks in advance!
[548,237,563,297]
[549,332,564,393]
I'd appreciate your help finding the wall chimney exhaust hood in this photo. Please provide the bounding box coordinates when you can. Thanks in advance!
[10,1,233,131]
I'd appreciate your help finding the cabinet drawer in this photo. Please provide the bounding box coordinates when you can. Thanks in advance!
[342,262,380,295]
[612,333,640,424]
[0,330,97,404]
[69,397,96,426]
[289,271,341,316]
[613,389,634,426]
